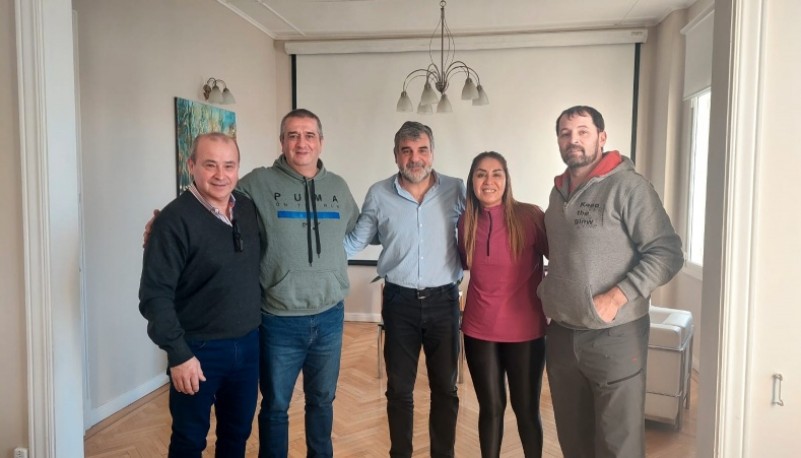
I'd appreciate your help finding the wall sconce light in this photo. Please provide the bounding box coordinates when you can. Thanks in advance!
[202,77,236,104]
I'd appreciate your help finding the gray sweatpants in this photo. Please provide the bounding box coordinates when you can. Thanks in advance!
[545,314,649,458]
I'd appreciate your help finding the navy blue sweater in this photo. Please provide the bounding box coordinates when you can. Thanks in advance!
[139,191,261,366]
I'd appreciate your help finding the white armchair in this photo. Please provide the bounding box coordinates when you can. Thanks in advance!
[645,305,694,430]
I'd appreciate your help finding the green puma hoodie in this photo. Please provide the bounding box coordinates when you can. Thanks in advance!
[238,155,359,316]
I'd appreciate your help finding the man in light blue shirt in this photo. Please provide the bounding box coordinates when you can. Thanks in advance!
[345,121,465,458]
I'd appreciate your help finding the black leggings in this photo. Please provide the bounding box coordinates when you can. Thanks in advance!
[464,336,546,458]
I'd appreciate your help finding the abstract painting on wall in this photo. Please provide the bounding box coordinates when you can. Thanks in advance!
[174,97,237,195]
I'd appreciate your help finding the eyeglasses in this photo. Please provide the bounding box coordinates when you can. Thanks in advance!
[232,219,243,253]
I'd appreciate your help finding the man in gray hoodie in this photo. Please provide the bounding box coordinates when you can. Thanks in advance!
[537,105,683,458]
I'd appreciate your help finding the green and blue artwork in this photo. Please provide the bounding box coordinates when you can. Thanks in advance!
[174,97,236,195]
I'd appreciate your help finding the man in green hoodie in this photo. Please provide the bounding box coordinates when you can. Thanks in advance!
[537,105,683,458]
[237,108,359,458]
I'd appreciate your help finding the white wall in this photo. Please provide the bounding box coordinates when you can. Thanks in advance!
[0,0,28,453]
[637,9,686,207]
[344,267,384,321]
[73,0,285,427]
[637,2,711,371]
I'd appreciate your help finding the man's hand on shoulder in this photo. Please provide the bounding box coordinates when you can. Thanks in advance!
[142,209,160,248]
[592,286,628,323]
[169,356,206,395]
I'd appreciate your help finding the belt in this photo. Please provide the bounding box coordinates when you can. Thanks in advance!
[385,282,457,300]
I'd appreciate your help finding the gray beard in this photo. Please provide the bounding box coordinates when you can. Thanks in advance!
[400,165,432,184]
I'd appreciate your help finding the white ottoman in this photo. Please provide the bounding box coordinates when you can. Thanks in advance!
[645,305,694,429]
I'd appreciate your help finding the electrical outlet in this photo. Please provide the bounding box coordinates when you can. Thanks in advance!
[13,447,28,458]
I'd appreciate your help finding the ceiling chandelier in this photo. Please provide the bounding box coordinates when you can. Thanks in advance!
[396,0,489,114]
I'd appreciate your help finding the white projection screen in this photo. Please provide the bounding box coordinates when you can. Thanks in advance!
[293,39,638,261]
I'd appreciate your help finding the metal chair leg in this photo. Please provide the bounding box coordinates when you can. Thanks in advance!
[377,322,384,379]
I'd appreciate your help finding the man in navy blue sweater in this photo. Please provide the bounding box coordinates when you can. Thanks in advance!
[139,133,262,458]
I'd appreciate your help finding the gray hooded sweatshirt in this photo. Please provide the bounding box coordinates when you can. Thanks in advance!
[537,152,683,330]
[238,156,359,316]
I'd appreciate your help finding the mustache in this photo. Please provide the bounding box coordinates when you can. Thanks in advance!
[404,161,427,169]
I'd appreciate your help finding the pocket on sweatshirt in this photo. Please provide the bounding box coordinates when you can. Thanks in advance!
[539,275,607,329]
[268,268,348,312]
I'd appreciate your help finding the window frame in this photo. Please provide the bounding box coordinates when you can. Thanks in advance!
[683,88,711,279]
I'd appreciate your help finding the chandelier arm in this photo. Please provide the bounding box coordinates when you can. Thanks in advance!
[425,63,445,85]
[444,62,479,82]
[402,68,434,90]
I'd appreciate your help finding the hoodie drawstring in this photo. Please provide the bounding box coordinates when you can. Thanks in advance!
[309,179,321,259]
[303,178,322,265]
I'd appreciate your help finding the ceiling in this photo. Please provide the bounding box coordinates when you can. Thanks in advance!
[218,0,696,41]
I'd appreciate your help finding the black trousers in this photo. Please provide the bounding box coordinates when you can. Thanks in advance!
[464,335,546,458]
[382,282,461,458]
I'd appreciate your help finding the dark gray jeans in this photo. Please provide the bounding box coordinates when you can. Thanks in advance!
[382,282,461,458]
[546,314,650,458]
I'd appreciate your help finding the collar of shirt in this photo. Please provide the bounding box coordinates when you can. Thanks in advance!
[188,182,236,226]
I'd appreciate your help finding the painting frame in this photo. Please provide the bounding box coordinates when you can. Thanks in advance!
[174,97,237,196]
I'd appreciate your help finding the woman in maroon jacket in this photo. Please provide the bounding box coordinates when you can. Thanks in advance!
[457,151,549,457]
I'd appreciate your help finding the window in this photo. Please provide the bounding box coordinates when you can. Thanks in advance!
[686,89,711,269]
[681,9,713,275]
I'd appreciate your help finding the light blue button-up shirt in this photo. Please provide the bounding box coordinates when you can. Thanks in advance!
[345,171,466,289]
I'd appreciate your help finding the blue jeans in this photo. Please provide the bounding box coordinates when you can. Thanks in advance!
[258,302,344,458]
[168,329,259,458]
[382,283,460,458]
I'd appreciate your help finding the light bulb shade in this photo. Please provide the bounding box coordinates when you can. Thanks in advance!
[420,82,439,106]
[396,91,414,112]
[436,94,453,113]
[208,85,224,104]
[461,77,479,100]
[472,85,489,106]
[417,101,434,114]
[222,88,236,104]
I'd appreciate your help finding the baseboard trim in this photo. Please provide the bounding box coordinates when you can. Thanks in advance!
[345,312,381,323]
[85,374,168,430]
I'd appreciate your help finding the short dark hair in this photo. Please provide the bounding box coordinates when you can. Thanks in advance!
[393,121,434,155]
[189,132,240,162]
[555,105,605,134]
[280,108,323,140]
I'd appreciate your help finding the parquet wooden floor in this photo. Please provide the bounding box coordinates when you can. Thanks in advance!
[84,322,697,457]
